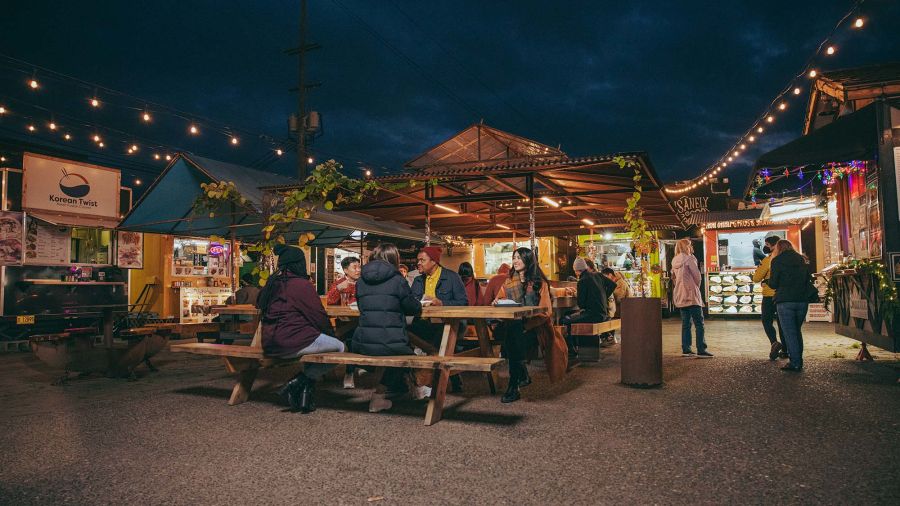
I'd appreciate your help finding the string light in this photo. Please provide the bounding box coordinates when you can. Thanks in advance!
[142,111,151,122]
[134,179,142,185]
[48,122,57,130]
[28,78,38,89]
[165,154,172,161]
[826,46,836,55]
[230,136,239,145]
[93,134,101,142]
[766,115,775,123]
[98,141,105,148]
[90,97,100,108]
[189,124,199,135]
[27,124,35,132]
[64,133,71,140]
[154,153,161,160]
[307,157,314,164]
[276,149,283,156]
[793,87,802,95]
[130,144,138,152]
[778,102,787,110]
[364,169,372,177]
[748,135,755,142]
[854,18,864,28]
[757,126,764,133]
[808,69,817,78]
[0,106,6,114]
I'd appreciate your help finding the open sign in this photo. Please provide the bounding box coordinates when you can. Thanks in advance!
[208,243,226,256]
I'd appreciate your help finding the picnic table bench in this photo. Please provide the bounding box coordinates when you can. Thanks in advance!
[171,304,541,425]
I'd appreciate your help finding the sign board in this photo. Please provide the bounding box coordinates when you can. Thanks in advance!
[24,218,70,265]
[22,153,121,222]
[0,211,24,265]
[672,194,727,223]
[116,231,144,269]
[849,294,869,320]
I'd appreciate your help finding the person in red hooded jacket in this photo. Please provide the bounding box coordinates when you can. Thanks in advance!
[478,263,510,305]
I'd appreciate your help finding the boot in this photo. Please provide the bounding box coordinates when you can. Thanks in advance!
[369,391,393,413]
[298,378,316,413]
[501,363,521,403]
[517,362,532,388]
[277,373,309,412]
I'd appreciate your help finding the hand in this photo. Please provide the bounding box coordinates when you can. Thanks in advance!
[430,297,443,306]
[337,280,350,291]
[565,287,576,296]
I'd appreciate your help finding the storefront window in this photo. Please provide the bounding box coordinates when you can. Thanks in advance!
[70,227,111,265]
[483,242,516,275]
[172,237,231,277]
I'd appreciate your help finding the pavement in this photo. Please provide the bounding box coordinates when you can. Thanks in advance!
[0,319,898,505]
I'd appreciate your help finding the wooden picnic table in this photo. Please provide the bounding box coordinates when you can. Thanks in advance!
[208,303,542,425]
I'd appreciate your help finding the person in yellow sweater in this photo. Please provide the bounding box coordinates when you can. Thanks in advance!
[753,236,787,360]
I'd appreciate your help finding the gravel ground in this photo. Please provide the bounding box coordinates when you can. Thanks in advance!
[0,320,898,505]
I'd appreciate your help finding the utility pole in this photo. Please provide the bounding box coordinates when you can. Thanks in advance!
[286,0,320,180]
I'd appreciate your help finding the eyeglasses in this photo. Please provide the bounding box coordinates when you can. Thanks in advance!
[416,258,428,264]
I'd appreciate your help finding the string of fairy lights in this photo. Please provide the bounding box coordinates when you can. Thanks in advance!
[664,0,870,195]
[748,160,871,203]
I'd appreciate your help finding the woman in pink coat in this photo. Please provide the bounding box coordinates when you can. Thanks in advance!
[671,239,713,358]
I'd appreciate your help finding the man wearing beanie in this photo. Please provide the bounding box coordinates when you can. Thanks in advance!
[561,257,617,360]
[409,245,468,391]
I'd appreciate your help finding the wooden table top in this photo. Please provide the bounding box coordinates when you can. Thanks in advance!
[212,304,544,320]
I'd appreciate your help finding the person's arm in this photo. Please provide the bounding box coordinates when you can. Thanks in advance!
[767,259,782,290]
[398,279,423,316]
[410,276,424,301]
[441,273,470,307]
[493,286,507,304]
[576,277,589,310]
[752,259,769,283]
[538,282,553,315]
[325,278,342,305]
[601,276,617,298]
[292,281,334,336]
[686,258,702,285]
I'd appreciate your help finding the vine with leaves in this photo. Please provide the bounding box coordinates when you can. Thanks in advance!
[194,160,435,286]
[614,155,658,297]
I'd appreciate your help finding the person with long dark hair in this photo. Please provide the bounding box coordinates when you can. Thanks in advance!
[257,244,345,413]
[766,239,814,372]
[493,247,553,403]
[352,243,424,412]
[458,261,479,307]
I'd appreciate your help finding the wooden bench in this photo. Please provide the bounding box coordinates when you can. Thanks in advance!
[569,319,622,336]
[170,341,504,425]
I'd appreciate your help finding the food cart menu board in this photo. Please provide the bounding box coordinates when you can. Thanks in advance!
[707,271,762,316]
[179,286,233,323]
[24,218,70,265]
[0,211,24,265]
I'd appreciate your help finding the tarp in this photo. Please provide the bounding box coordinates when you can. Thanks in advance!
[117,153,430,244]
[754,103,878,170]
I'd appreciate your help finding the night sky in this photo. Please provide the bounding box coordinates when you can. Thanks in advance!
[1,0,899,195]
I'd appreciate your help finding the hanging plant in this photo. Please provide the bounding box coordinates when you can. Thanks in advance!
[822,258,899,323]
[614,155,657,297]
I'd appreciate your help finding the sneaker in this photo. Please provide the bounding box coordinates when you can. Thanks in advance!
[342,371,355,389]
[778,351,789,359]
[682,350,695,357]
[769,342,782,361]
[696,351,714,358]
[411,385,432,400]
[781,364,803,372]
[368,393,393,413]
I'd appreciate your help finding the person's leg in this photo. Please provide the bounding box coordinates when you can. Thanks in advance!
[760,297,778,344]
[794,304,808,369]
[502,320,526,403]
[680,308,693,354]
[296,333,345,380]
[777,303,802,369]
[692,306,707,353]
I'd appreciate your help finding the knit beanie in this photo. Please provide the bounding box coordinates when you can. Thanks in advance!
[420,246,442,263]
[572,257,588,273]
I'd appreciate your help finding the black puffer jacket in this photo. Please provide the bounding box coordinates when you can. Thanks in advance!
[768,249,814,303]
[352,260,422,356]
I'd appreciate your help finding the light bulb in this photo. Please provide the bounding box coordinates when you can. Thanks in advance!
[64,133,71,140]
[90,98,100,107]
[49,122,57,130]
[127,148,134,154]
[189,124,198,134]
[757,127,764,133]
[733,151,739,157]
[142,112,151,122]
[93,134,101,142]
[854,18,863,28]
[826,46,835,55]
[307,157,314,164]
[727,156,733,162]
[29,79,38,89]
[0,106,6,114]
[135,179,142,185]
[98,142,105,148]
[165,154,172,161]
[808,69,817,78]
[154,153,160,160]
[231,136,239,145]
[766,115,775,123]
[131,144,138,151]
[793,87,801,95]
[276,149,283,156]
[740,144,746,149]
[27,125,35,132]
[778,102,787,110]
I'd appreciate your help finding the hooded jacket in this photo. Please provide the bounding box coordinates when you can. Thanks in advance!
[479,263,510,305]
[767,250,813,303]
[259,271,333,357]
[352,260,422,356]
[671,253,704,308]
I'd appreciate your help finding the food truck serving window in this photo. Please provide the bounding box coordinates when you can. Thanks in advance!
[715,230,785,268]
[172,237,231,277]
[483,242,516,276]
[70,227,111,265]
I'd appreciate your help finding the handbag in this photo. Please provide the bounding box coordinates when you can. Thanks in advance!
[806,281,820,303]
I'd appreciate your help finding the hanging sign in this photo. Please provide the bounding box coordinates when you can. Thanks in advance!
[672,194,727,223]
[22,153,121,221]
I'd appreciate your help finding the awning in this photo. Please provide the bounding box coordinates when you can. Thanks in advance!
[754,102,878,170]
[117,153,432,243]
[27,210,120,229]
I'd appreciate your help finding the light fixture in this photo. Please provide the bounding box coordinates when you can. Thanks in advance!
[142,112,151,122]
[131,144,138,152]
[27,124,35,132]
[231,136,239,145]
[540,196,560,208]
[64,133,71,140]
[127,148,134,154]
[276,149,283,156]
[808,69,817,78]
[154,153,160,160]
[802,220,812,230]
[757,126,764,133]
[826,46,835,55]
[766,115,775,123]
[49,122,57,130]
[496,223,511,230]
[435,204,460,214]
[29,79,38,89]
[727,156,733,162]
[98,141,105,148]
[582,218,595,226]
[748,136,755,142]
[793,87,802,95]
[135,179,142,186]
[307,157,314,164]
[93,134,101,142]
[90,98,100,107]
[603,232,613,240]
[854,18,864,28]
[740,144,746,149]
[778,102,787,110]
[0,106,6,114]
[165,154,172,161]
[364,169,372,177]
[189,124,199,134]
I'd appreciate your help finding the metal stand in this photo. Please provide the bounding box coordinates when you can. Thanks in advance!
[855,342,874,361]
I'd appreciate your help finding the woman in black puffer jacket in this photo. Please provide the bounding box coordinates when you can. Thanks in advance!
[767,239,815,372]
[353,243,422,412]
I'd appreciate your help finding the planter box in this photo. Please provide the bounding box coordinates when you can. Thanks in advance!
[620,297,662,387]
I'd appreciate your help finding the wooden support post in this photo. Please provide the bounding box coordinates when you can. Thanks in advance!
[224,357,260,405]
[474,319,497,394]
[424,319,459,426]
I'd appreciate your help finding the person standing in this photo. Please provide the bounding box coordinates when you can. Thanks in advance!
[326,256,360,305]
[352,243,425,412]
[766,239,814,372]
[258,244,345,413]
[753,236,786,360]
[493,247,554,403]
[672,238,712,358]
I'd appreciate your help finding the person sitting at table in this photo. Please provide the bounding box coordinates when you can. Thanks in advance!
[478,263,510,305]
[226,273,261,305]
[326,256,360,305]
[398,264,411,286]
[352,242,425,412]
[560,258,616,359]
[258,244,345,414]
[493,247,555,403]
[458,261,480,307]
[409,245,468,392]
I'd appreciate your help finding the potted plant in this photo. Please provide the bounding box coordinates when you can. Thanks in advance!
[614,156,663,387]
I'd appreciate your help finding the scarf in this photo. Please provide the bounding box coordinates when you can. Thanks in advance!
[503,274,539,306]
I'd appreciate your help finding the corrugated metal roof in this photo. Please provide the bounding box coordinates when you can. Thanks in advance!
[404,124,565,169]
[820,62,900,89]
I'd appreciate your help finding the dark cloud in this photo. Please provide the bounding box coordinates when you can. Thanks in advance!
[0,0,898,195]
